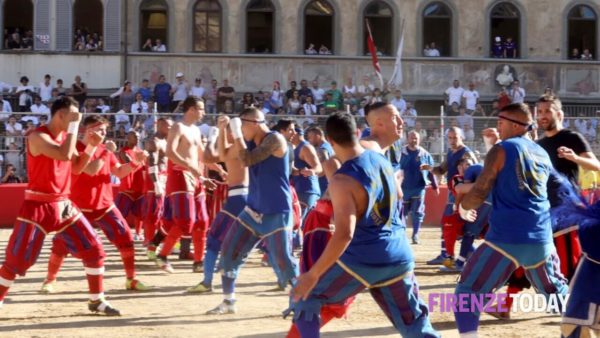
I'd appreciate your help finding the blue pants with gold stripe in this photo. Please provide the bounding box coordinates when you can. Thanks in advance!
[292,260,439,338]
[219,208,298,294]
[454,240,569,335]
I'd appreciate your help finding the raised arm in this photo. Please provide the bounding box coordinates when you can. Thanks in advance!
[461,145,505,210]
[299,144,323,176]
[28,112,81,161]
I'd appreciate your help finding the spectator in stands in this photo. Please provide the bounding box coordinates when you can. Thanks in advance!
[503,36,517,58]
[85,36,98,51]
[268,81,284,113]
[415,121,427,140]
[206,79,218,114]
[223,99,235,114]
[71,75,87,108]
[142,38,153,51]
[153,38,167,52]
[303,95,317,116]
[390,89,407,113]
[463,123,475,142]
[473,103,487,117]
[570,48,580,60]
[305,43,317,55]
[6,32,21,50]
[82,98,98,113]
[310,80,325,108]
[343,77,357,96]
[285,80,298,101]
[1,163,21,183]
[323,92,338,113]
[462,82,479,114]
[427,42,441,57]
[584,120,597,142]
[428,128,443,156]
[298,79,312,103]
[115,105,132,131]
[581,48,593,60]
[138,79,152,101]
[20,30,33,50]
[508,80,526,103]
[131,92,148,114]
[96,98,111,113]
[189,78,206,99]
[4,115,22,147]
[29,95,50,119]
[491,36,504,58]
[286,90,301,114]
[456,107,473,130]
[217,79,235,112]
[327,81,343,110]
[423,44,431,56]
[171,72,189,110]
[497,87,511,109]
[342,91,359,111]
[240,92,258,110]
[318,44,332,55]
[444,79,464,112]
[55,78,67,95]
[153,75,172,113]
[0,93,12,120]
[111,80,136,112]
[15,76,34,112]
[38,74,53,102]
[402,102,417,129]
[4,142,22,174]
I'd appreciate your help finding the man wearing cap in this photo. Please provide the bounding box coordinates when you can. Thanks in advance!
[326,81,343,110]
[171,73,189,111]
[492,36,504,58]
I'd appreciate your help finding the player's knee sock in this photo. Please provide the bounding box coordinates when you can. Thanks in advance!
[159,227,183,257]
[458,235,475,264]
[119,247,136,280]
[45,252,65,282]
[84,265,105,300]
[295,315,320,338]
[221,274,235,295]
[144,220,158,245]
[192,225,207,263]
[151,231,166,249]
[0,267,16,301]
[505,285,522,310]
[203,248,218,285]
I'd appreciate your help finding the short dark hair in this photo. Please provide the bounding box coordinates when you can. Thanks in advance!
[50,96,78,116]
[82,114,109,127]
[182,96,202,112]
[325,112,356,147]
[364,102,388,118]
[306,126,324,137]
[240,107,260,118]
[499,103,533,122]
[273,118,294,133]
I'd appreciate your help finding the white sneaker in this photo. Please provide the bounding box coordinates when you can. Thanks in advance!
[206,300,236,315]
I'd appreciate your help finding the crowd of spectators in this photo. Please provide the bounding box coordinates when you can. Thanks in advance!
[73,28,103,51]
[3,28,33,50]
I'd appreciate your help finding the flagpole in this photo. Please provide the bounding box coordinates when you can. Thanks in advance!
[440,105,445,163]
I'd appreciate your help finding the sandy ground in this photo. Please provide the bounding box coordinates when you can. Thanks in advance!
[0,227,561,338]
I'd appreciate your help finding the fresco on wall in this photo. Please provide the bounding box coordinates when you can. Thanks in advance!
[566,69,599,96]
[516,66,554,95]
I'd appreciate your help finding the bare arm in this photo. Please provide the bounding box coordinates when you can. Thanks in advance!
[110,162,136,179]
[461,145,504,210]
[560,149,600,172]
[432,160,448,176]
[300,144,323,176]
[234,133,286,167]
[203,138,220,164]
[145,138,161,189]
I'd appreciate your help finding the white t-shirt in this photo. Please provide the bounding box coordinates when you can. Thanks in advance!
[173,82,189,101]
[190,86,205,99]
[21,115,39,125]
[390,98,407,112]
[445,87,464,106]
[16,85,34,106]
[5,122,23,134]
[303,103,317,116]
[153,44,167,52]
[39,82,53,101]
[311,88,325,104]
[509,87,526,104]
[343,85,356,94]
[428,48,441,57]
[462,90,479,110]
[131,101,148,114]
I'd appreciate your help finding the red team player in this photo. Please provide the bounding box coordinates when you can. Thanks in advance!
[0,97,120,315]
[40,115,150,293]
[115,131,147,240]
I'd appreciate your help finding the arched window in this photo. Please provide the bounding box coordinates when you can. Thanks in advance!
[422,2,452,56]
[567,5,597,60]
[73,0,103,51]
[304,0,334,54]
[363,1,393,56]
[490,2,520,58]
[3,0,33,50]
[140,0,168,52]
[246,0,274,53]
[193,0,222,52]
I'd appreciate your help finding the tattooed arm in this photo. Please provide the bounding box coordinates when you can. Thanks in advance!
[432,160,448,176]
[461,145,505,210]
[235,132,287,167]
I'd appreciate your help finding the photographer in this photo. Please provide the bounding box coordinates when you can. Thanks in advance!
[1,164,21,183]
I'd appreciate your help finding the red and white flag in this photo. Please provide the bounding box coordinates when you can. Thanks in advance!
[365,19,384,89]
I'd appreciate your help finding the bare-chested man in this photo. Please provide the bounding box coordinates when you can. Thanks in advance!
[187,114,250,293]
[154,96,206,273]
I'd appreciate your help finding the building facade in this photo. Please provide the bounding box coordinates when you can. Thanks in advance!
[1,0,600,108]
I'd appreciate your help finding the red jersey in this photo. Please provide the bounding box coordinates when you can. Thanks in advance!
[70,142,118,210]
[25,125,71,201]
[118,146,145,193]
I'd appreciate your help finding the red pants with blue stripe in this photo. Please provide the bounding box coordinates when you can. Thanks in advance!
[142,192,164,244]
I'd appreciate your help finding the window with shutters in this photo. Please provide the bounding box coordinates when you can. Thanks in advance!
[363,0,393,56]
[246,0,274,53]
[73,0,103,51]
[567,5,597,60]
[304,0,334,55]
[3,0,34,50]
[140,0,168,52]
[193,0,222,53]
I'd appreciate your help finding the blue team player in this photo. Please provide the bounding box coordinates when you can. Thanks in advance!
[427,126,477,265]
[207,108,298,315]
[291,127,322,220]
[454,103,568,336]
[292,112,439,338]
[400,130,438,244]
[306,126,334,197]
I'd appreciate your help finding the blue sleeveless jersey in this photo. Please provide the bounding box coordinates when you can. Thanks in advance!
[337,150,413,265]
[486,137,553,244]
[446,146,473,182]
[246,132,292,214]
[385,139,403,172]
[400,146,434,197]
[317,141,334,194]
[292,140,321,196]
[463,164,492,204]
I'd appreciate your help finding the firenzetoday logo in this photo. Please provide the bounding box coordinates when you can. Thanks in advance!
[428,293,569,313]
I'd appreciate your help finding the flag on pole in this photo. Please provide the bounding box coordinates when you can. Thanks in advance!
[388,18,405,87]
[365,19,384,89]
